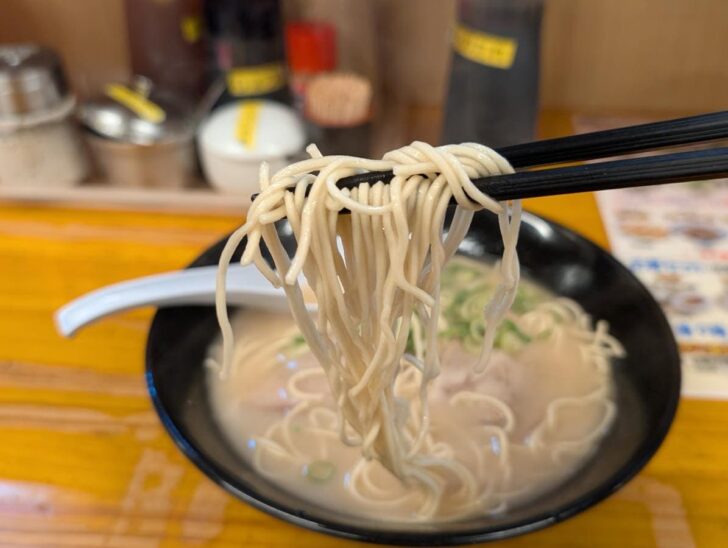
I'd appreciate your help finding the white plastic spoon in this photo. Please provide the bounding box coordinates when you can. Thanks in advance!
[55,264,291,337]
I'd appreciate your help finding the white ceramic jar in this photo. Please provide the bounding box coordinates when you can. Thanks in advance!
[197,100,305,195]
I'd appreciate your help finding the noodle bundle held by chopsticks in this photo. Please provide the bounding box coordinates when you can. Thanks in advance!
[216,142,521,516]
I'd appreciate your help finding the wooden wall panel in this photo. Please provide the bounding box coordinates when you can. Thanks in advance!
[372,0,455,106]
[541,0,728,114]
[1,0,726,114]
[288,0,728,115]
[0,0,131,99]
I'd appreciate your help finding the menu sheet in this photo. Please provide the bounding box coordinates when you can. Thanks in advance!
[571,114,728,398]
[597,180,728,398]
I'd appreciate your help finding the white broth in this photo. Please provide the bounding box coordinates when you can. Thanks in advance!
[206,258,621,522]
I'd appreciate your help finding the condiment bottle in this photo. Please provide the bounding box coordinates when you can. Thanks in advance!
[203,0,290,105]
[441,0,543,148]
[303,72,372,157]
[285,21,337,113]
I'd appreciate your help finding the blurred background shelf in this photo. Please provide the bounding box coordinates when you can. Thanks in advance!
[0,111,656,215]
[2,0,726,215]
[0,181,248,215]
[0,110,660,216]
[3,0,726,114]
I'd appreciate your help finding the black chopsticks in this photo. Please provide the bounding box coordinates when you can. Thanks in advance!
[250,111,728,202]
[477,146,728,201]
[498,110,728,168]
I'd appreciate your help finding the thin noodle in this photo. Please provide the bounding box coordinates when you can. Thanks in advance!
[215,143,619,519]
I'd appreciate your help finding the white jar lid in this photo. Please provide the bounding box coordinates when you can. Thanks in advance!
[198,99,305,161]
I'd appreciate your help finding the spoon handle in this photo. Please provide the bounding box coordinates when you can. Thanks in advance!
[55,264,289,337]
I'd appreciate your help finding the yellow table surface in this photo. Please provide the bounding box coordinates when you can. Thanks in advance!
[1,124,727,547]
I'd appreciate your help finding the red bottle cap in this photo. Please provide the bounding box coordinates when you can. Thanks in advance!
[285,21,337,74]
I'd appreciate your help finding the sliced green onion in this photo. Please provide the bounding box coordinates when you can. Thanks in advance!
[463,335,482,354]
[499,332,524,354]
[282,334,309,358]
[468,318,486,340]
[405,329,416,354]
[502,319,532,343]
[305,460,336,483]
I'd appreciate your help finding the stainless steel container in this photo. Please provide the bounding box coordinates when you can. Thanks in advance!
[0,44,88,187]
[0,45,69,115]
[79,76,196,188]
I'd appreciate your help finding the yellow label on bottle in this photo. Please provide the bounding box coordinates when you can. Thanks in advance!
[227,63,285,97]
[236,101,261,148]
[453,24,518,69]
[180,15,202,44]
[105,84,166,123]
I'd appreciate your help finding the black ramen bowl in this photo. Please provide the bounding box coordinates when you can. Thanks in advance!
[146,212,680,545]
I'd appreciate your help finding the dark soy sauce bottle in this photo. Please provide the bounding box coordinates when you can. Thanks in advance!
[442,0,543,148]
[204,0,291,106]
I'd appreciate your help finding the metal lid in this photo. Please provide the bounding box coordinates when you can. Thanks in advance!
[78,76,195,145]
[0,44,70,117]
